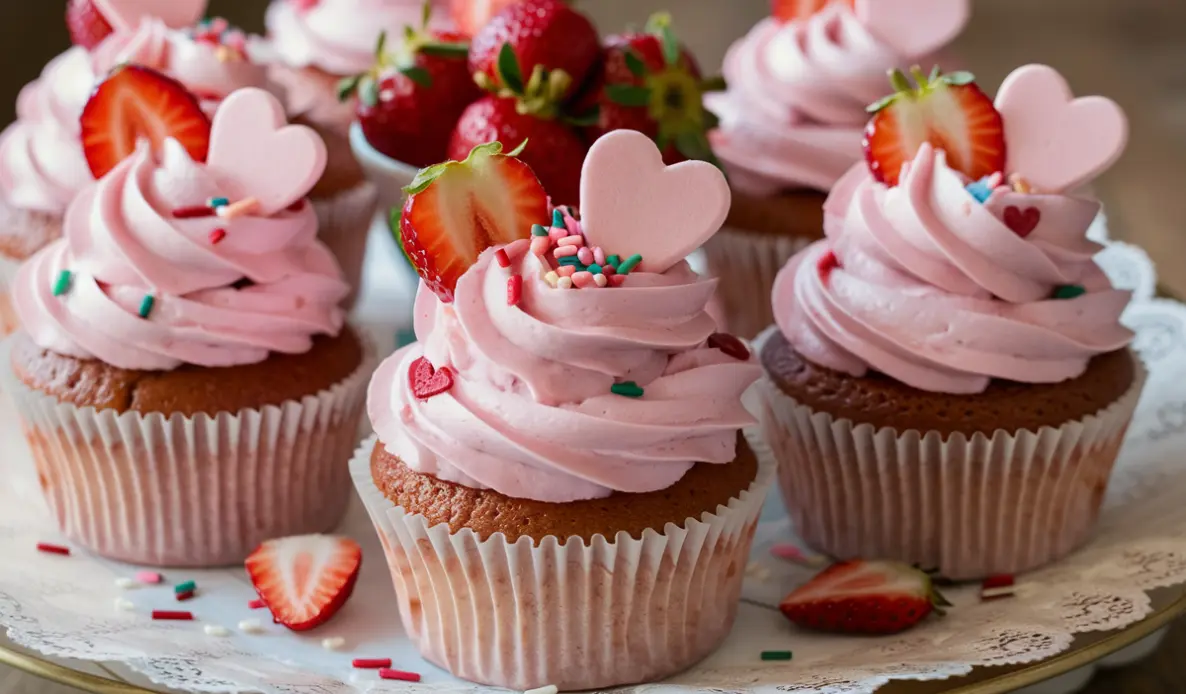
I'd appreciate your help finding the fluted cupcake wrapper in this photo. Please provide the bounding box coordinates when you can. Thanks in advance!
[0,334,375,568]
[350,432,775,691]
[753,328,1148,580]
[702,227,813,339]
[312,181,379,309]
[0,253,20,341]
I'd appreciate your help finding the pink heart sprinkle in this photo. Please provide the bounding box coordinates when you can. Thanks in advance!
[408,357,454,400]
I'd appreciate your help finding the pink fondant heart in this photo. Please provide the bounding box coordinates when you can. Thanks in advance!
[409,356,454,400]
[1003,205,1041,237]
[205,89,327,216]
[855,0,970,57]
[579,130,730,275]
[94,0,207,31]
[995,64,1128,194]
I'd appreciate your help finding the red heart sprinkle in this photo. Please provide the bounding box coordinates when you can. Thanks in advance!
[1003,206,1041,237]
[707,333,751,361]
[409,357,454,400]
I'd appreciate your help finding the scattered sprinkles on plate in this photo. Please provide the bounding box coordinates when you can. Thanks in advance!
[980,574,1016,601]
[352,658,392,669]
[760,650,793,661]
[135,571,163,584]
[152,610,194,621]
[378,668,421,682]
[36,542,70,556]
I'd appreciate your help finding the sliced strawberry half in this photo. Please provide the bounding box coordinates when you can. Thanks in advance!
[451,0,525,37]
[81,65,212,179]
[66,0,115,50]
[771,0,855,23]
[779,560,950,635]
[863,67,1006,187]
[245,535,362,632]
[399,141,548,302]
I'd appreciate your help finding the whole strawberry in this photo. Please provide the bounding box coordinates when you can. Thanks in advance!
[779,560,950,635]
[341,9,479,168]
[469,0,600,103]
[66,0,115,50]
[582,14,725,167]
[450,0,525,37]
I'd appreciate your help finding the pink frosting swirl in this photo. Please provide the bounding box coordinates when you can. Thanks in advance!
[708,4,965,195]
[773,144,1133,394]
[0,48,98,214]
[14,139,348,371]
[368,241,761,502]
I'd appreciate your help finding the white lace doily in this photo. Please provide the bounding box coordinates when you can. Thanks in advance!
[3,217,1185,694]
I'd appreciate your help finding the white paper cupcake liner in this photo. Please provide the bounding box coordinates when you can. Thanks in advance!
[350,433,775,691]
[0,333,375,568]
[313,182,379,309]
[753,327,1147,580]
[702,227,813,339]
[0,253,20,339]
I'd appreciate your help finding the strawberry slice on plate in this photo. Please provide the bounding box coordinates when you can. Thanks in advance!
[66,0,114,50]
[245,535,362,632]
[771,0,855,23]
[863,67,1006,187]
[779,559,950,635]
[399,140,548,302]
[81,65,212,179]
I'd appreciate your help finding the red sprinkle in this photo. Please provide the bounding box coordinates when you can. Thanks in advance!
[507,275,523,306]
[982,575,1015,590]
[287,199,305,212]
[352,658,393,669]
[176,590,195,602]
[172,205,216,219]
[495,248,511,269]
[152,610,194,621]
[817,250,840,278]
[248,598,267,609]
[36,542,70,556]
[609,274,627,287]
[707,332,751,361]
[208,228,227,245]
[378,669,421,682]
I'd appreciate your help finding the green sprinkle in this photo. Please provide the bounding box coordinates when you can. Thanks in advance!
[1053,284,1086,300]
[558,257,584,268]
[173,580,196,595]
[606,254,622,268]
[617,253,643,275]
[552,208,565,229]
[138,294,155,319]
[531,224,549,237]
[52,270,72,297]
[208,197,230,208]
[761,650,793,661]
[587,264,602,275]
[611,381,644,398]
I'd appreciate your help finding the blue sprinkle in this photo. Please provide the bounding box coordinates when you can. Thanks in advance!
[552,209,565,229]
[965,177,996,204]
[587,264,602,275]
[558,256,584,268]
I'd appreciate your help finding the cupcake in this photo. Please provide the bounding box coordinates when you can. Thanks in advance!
[351,130,771,690]
[0,1,284,336]
[705,0,970,337]
[756,65,1144,580]
[2,80,371,567]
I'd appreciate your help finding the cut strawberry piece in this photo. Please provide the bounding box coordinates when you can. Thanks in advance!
[245,535,362,632]
[779,560,949,635]
[771,0,855,23]
[451,0,524,37]
[863,67,1006,187]
[66,0,114,50]
[81,65,211,179]
[400,140,548,302]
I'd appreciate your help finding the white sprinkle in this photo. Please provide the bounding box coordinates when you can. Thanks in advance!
[114,577,138,590]
[238,618,265,633]
[204,625,231,637]
[593,273,608,287]
[525,686,559,694]
[981,586,1017,600]
[114,598,135,612]
[321,636,346,651]
[557,277,573,290]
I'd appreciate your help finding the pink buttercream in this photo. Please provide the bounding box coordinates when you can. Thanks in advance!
[772,144,1133,394]
[708,4,966,195]
[14,139,348,371]
[368,241,761,502]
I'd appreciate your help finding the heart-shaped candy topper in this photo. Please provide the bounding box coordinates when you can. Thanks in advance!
[995,64,1128,194]
[856,0,970,57]
[94,0,208,32]
[579,130,730,275]
[205,89,327,216]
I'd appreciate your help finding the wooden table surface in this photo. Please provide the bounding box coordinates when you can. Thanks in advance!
[1,0,1183,691]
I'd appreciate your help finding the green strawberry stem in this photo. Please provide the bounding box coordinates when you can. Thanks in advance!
[480,43,572,120]
[866,65,978,113]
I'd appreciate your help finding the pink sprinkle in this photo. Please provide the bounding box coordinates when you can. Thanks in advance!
[378,669,421,682]
[495,249,511,269]
[577,247,594,265]
[609,275,627,287]
[248,598,267,609]
[548,226,568,242]
[557,235,584,248]
[557,265,577,278]
[216,198,259,220]
[208,228,227,245]
[136,571,163,584]
[553,246,578,258]
[770,543,826,566]
[152,610,194,621]
[602,265,617,276]
[36,542,70,556]
[593,247,607,266]
[530,237,551,257]
[507,275,522,306]
[572,271,595,288]
[352,658,392,669]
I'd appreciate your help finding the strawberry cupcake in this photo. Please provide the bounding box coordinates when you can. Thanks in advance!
[705,0,970,338]
[2,79,371,567]
[351,131,771,690]
[757,65,1145,580]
